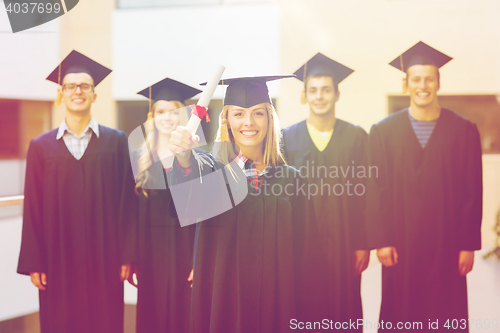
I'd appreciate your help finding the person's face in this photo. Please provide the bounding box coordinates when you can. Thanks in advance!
[407,64,440,108]
[153,100,181,137]
[227,103,269,152]
[305,76,339,116]
[62,73,96,112]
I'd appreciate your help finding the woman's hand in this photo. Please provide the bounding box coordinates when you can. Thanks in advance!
[120,264,132,282]
[126,263,138,287]
[169,126,200,168]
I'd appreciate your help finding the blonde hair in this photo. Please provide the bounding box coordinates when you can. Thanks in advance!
[212,102,285,168]
[135,100,189,195]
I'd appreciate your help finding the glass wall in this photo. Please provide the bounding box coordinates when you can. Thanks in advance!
[0,99,52,199]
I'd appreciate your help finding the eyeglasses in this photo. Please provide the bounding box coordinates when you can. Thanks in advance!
[62,83,94,93]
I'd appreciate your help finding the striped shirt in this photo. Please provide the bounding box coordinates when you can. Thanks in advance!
[56,117,100,160]
[408,111,437,148]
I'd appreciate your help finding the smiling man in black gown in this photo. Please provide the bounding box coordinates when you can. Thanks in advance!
[282,53,370,331]
[17,50,135,333]
[366,41,483,332]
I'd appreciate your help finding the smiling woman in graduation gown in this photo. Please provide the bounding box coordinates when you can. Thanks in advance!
[188,161,324,333]
[130,78,201,333]
[169,75,327,333]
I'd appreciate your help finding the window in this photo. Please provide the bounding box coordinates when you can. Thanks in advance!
[0,101,20,159]
[0,99,52,197]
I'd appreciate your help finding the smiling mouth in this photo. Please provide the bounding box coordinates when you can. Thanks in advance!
[72,98,85,103]
[416,92,430,98]
[240,130,258,137]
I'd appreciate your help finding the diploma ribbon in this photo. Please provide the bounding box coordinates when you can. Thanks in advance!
[189,105,210,122]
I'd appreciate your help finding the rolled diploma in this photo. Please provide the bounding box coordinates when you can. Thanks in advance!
[186,64,225,135]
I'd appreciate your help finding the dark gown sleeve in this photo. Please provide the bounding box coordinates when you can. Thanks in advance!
[458,123,482,251]
[366,124,395,250]
[17,140,46,275]
[350,129,368,250]
[118,133,139,265]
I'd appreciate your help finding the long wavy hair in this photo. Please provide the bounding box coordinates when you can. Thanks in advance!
[211,102,285,168]
[135,100,189,195]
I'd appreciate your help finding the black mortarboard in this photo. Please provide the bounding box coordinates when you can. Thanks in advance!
[294,52,354,84]
[389,41,453,73]
[201,75,295,108]
[137,77,202,103]
[46,50,112,87]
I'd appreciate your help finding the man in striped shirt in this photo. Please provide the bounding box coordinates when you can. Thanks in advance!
[366,42,483,332]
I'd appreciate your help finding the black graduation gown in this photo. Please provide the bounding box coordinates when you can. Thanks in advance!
[366,109,483,332]
[17,126,135,333]
[282,119,368,331]
[131,152,196,333]
[174,156,327,333]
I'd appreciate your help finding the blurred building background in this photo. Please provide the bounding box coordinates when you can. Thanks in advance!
[1,0,499,332]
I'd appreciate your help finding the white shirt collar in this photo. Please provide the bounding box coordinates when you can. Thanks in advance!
[56,117,100,140]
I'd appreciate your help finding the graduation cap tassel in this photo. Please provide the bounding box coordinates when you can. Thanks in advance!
[55,64,62,105]
[55,88,62,105]
[301,61,308,104]
[146,87,154,133]
[219,112,230,143]
[148,86,152,116]
[218,79,230,143]
[400,55,407,94]
[300,91,307,105]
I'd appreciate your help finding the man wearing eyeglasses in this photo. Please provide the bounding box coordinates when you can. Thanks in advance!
[57,81,99,157]
[17,51,135,333]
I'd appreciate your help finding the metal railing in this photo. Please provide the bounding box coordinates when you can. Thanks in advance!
[0,196,24,207]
